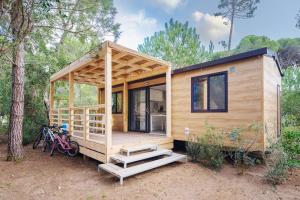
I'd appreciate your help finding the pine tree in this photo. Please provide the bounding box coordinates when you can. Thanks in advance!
[215,0,260,50]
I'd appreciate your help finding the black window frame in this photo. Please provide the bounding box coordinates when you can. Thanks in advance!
[191,71,228,113]
[112,91,123,114]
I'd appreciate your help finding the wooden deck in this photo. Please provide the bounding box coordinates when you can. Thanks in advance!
[71,131,173,163]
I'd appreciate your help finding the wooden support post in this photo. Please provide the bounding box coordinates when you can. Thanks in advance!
[49,81,55,125]
[85,108,89,141]
[104,43,112,149]
[58,108,62,126]
[166,67,172,138]
[98,88,102,104]
[69,72,74,135]
[123,82,128,132]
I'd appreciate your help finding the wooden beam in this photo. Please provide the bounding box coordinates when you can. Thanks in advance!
[104,43,112,149]
[112,52,127,60]
[49,81,55,125]
[112,66,169,86]
[166,67,171,138]
[69,72,74,134]
[113,57,152,72]
[108,41,171,67]
[76,60,104,74]
[123,82,128,133]
[50,51,98,81]
[98,88,102,104]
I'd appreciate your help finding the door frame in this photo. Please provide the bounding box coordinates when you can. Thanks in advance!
[128,83,166,133]
[128,87,150,133]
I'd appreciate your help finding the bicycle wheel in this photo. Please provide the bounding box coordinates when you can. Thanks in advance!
[32,135,42,149]
[67,141,79,157]
[57,143,66,154]
[50,140,58,156]
[42,139,47,152]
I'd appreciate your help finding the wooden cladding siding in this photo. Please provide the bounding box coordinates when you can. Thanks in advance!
[171,56,265,151]
[99,76,167,132]
[263,56,282,150]
[99,87,124,131]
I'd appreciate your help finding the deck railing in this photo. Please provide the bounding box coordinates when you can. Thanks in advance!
[50,104,105,143]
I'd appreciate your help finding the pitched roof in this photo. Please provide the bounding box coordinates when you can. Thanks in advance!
[172,47,283,76]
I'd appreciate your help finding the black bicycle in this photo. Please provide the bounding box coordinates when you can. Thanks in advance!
[32,125,48,149]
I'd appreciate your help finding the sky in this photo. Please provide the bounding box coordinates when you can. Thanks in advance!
[112,0,300,50]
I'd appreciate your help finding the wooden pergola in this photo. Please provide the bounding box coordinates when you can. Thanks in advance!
[49,41,172,162]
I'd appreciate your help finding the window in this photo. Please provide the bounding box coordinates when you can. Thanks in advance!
[112,92,123,114]
[191,71,228,112]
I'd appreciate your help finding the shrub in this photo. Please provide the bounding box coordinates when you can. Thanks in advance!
[186,135,202,162]
[186,126,224,170]
[265,143,289,185]
[226,122,262,173]
[281,127,300,167]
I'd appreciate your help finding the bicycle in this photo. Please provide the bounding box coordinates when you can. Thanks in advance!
[50,130,79,157]
[42,126,57,152]
[32,124,52,149]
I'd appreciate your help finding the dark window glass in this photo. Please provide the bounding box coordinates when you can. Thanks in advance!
[192,72,227,112]
[209,74,226,110]
[192,78,207,111]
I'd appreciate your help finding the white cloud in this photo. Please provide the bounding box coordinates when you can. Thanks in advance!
[113,9,158,50]
[154,0,184,11]
[192,11,231,44]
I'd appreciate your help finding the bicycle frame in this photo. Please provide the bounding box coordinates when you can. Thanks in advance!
[53,134,72,150]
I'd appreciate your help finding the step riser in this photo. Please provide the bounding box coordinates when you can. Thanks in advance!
[120,144,158,156]
[98,152,187,185]
[111,149,172,168]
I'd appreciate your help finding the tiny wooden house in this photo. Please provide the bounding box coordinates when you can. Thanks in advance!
[171,48,282,151]
[49,41,282,163]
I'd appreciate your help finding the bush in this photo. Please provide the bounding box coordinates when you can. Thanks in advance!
[186,135,202,162]
[265,143,289,185]
[226,123,262,174]
[281,127,300,167]
[186,126,224,170]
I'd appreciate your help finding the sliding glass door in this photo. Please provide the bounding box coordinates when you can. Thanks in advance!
[129,88,149,132]
[128,84,166,134]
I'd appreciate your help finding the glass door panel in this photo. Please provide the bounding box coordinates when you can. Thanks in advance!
[129,88,148,132]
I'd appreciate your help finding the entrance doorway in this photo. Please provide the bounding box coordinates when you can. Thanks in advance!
[128,84,166,134]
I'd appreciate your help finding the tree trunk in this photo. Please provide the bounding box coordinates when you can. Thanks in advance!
[7,41,25,161]
[228,2,235,51]
[7,0,25,161]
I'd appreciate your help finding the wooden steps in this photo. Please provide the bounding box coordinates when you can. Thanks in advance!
[120,144,158,156]
[98,144,187,185]
[111,149,172,168]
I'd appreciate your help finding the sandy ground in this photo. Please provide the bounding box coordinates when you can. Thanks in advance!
[0,143,299,200]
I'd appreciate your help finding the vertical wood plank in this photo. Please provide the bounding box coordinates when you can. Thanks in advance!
[98,87,102,104]
[49,81,55,125]
[123,82,128,132]
[85,108,89,141]
[166,67,172,138]
[68,72,74,135]
[104,43,112,148]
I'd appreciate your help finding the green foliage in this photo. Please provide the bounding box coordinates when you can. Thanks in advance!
[186,126,224,170]
[235,35,280,52]
[281,127,300,167]
[138,18,211,69]
[186,136,202,162]
[0,0,120,145]
[265,127,299,185]
[265,143,289,185]
[227,123,262,174]
[281,67,300,127]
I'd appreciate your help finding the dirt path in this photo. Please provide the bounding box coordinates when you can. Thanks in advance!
[0,144,299,200]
